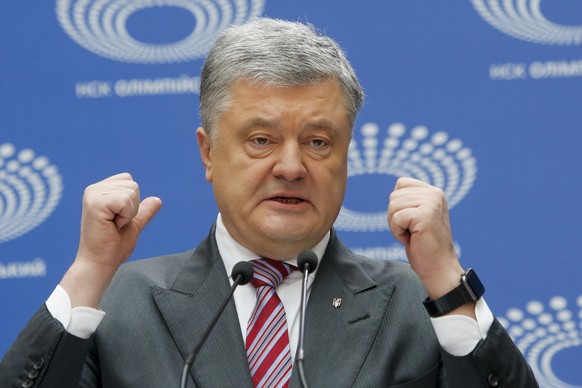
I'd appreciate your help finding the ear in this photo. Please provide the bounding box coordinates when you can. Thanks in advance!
[196,127,213,182]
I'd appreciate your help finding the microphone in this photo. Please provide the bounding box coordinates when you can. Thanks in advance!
[179,261,254,388]
[296,250,319,388]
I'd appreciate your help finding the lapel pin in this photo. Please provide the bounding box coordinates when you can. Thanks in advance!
[332,297,342,309]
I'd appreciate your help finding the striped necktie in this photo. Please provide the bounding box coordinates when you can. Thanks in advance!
[246,258,295,388]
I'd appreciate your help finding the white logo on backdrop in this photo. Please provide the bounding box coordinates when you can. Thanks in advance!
[498,295,582,387]
[56,0,265,63]
[472,0,582,45]
[0,143,63,243]
[335,122,477,232]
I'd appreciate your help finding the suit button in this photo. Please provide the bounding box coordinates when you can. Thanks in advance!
[28,369,40,379]
[488,373,499,387]
[33,358,44,370]
[21,378,34,388]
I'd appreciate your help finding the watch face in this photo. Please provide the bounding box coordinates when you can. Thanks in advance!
[464,269,485,300]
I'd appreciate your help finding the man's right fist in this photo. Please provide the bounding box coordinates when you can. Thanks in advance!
[61,173,162,308]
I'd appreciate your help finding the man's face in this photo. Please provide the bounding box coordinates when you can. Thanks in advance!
[197,79,352,260]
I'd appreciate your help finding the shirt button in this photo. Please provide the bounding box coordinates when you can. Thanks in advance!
[488,373,499,387]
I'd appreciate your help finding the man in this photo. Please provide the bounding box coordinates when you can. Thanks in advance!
[0,18,537,387]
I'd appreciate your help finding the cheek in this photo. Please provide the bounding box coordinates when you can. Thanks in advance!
[313,161,347,201]
[214,158,270,198]
[329,154,348,184]
[329,177,347,207]
[331,159,348,200]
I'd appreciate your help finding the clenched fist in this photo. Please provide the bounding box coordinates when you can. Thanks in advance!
[388,178,471,315]
[60,173,162,308]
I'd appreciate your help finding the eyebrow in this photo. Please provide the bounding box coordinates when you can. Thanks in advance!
[304,119,336,132]
[239,118,279,132]
[239,117,339,134]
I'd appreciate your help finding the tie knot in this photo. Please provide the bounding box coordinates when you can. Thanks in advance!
[250,258,295,289]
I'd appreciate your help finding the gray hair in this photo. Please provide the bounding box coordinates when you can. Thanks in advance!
[199,18,364,139]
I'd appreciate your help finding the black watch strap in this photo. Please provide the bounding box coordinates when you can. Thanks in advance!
[423,268,485,317]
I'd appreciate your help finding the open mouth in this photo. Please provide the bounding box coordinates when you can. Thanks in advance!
[271,197,305,204]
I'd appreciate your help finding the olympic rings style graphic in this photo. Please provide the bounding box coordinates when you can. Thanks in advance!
[472,0,582,45]
[334,122,477,232]
[56,0,266,63]
[499,295,582,387]
[0,143,63,244]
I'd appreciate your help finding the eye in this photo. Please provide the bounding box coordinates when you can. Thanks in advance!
[251,136,270,146]
[309,138,328,148]
[304,137,332,158]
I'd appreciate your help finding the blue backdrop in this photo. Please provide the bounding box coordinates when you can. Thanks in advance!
[1,1,581,386]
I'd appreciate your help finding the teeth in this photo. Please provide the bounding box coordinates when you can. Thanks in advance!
[274,197,302,204]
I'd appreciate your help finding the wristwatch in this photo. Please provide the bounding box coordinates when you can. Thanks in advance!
[423,268,485,317]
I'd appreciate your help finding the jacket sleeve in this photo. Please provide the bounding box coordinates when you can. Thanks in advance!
[0,304,93,388]
[440,318,538,387]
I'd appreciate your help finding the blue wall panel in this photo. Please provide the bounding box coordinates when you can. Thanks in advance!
[1,1,581,385]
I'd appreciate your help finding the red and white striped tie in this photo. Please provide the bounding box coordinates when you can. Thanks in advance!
[246,258,295,388]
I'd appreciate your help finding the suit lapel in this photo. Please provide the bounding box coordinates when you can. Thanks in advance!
[290,230,396,387]
[149,227,395,387]
[151,228,253,388]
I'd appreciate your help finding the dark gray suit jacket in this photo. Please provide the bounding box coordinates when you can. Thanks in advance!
[0,227,537,387]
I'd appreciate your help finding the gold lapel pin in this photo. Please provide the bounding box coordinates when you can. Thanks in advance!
[332,297,342,309]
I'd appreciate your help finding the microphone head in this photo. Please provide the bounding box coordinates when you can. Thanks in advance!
[297,250,318,274]
[232,261,254,285]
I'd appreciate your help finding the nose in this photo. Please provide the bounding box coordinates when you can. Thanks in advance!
[272,142,307,181]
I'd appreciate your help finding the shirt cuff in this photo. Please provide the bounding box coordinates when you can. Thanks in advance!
[45,285,105,339]
[430,298,494,356]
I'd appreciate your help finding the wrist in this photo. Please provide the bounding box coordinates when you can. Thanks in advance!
[423,268,484,318]
[60,260,118,308]
[418,262,465,300]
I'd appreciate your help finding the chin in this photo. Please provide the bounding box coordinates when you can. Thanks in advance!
[264,223,324,244]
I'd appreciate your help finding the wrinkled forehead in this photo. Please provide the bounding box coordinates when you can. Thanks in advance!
[208,78,354,143]
[222,77,356,123]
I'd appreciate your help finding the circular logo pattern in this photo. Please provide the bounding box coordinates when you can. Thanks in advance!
[55,0,266,63]
[335,122,477,232]
[472,0,582,45]
[0,143,63,243]
[498,295,582,387]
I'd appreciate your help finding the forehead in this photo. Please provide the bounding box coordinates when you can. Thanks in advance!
[221,79,351,130]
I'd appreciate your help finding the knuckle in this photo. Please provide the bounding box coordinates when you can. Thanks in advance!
[430,185,445,196]
[119,172,133,180]
[82,186,100,206]
[127,181,140,195]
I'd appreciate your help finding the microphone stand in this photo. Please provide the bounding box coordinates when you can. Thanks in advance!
[296,262,310,388]
[296,251,318,388]
[180,262,253,388]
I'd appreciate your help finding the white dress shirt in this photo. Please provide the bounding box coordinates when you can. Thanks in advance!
[46,213,493,357]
